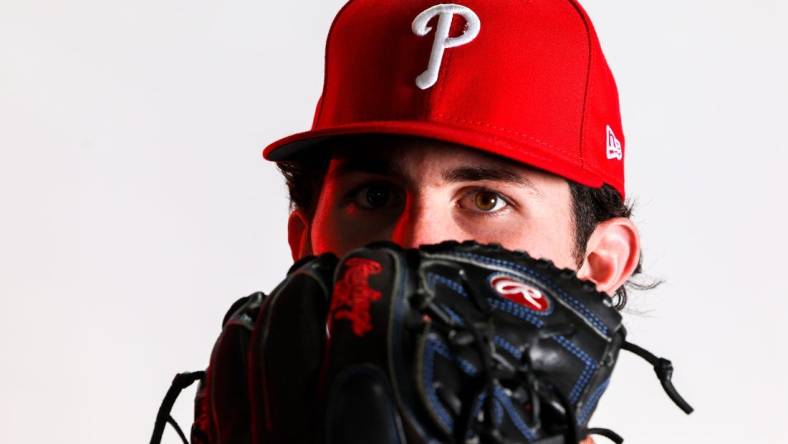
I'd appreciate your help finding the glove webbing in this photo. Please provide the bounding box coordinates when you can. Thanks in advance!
[420,267,583,444]
[426,266,694,444]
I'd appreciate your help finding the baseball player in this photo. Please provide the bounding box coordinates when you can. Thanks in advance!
[271,0,639,304]
[151,1,693,443]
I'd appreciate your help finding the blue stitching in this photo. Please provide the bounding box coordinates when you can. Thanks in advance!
[453,253,609,335]
[493,385,537,441]
[440,304,464,325]
[426,267,601,416]
[471,388,538,441]
[424,339,456,429]
[428,336,599,442]
[493,336,524,360]
[430,272,547,328]
[427,273,468,298]
[432,338,478,376]
[489,298,546,327]
[552,335,598,403]
[469,393,484,434]
[494,398,503,426]
[576,378,610,426]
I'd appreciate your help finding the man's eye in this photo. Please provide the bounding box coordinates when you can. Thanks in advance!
[459,190,509,213]
[353,184,395,209]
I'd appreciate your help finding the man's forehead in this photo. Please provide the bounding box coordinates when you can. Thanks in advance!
[325,135,535,172]
[322,135,546,193]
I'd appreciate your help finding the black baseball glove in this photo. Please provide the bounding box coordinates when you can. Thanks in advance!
[151,241,692,444]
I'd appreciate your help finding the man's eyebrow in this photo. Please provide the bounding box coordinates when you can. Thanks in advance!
[331,160,540,193]
[442,166,538,190]
[331,158,399,178]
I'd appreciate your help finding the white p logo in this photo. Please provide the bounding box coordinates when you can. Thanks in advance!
[412,4,481,90]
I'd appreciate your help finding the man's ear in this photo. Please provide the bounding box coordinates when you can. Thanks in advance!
[287,209,313,261]
[576,217,640,295]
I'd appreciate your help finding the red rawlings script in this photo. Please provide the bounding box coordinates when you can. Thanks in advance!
[330,258,383,336]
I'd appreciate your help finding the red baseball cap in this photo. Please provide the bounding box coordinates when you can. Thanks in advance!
[263,0,627,197]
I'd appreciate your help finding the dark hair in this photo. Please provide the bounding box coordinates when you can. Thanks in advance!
[277,149,649,309]
[276,153,331,220]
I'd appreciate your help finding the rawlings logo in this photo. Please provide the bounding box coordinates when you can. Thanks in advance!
[330,257,383,336]
[490,275,550,312]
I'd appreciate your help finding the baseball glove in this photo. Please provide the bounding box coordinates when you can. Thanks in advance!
[151,241,692,444]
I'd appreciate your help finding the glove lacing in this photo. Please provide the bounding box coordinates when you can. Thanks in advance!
[420,266,583,444]
[419,265,694,444]
[620,340,694,414]
[150,371,205,444]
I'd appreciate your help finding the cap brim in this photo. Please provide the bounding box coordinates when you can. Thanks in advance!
[263,120,615,192]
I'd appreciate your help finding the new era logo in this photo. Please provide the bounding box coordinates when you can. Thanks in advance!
[606,125,622,160]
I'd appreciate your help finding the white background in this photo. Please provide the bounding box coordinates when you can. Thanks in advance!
[1,0,786,442]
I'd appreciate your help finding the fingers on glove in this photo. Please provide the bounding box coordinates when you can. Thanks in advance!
[248,253,337,443]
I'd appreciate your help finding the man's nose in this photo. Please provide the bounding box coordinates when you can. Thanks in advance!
[390,201,457,249]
